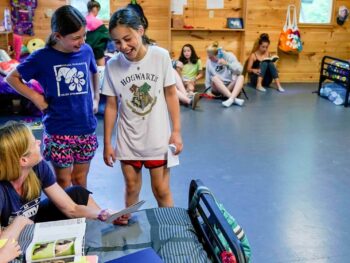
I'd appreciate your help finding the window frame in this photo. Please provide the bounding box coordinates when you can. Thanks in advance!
[297,0,335,27]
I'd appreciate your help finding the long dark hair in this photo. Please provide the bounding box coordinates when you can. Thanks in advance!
[87,0,100,13]
[46,5,86,47]
[109,8,151,45]
[178,43,199,64]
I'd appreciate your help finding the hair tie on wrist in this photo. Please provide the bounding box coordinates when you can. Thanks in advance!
[97,209,108,221]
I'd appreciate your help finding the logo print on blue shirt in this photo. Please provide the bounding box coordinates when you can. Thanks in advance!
[54,63,88,96]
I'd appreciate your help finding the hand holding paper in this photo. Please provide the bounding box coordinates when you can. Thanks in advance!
[105,200,146,224]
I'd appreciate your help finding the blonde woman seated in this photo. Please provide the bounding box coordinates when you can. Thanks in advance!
[205,42,245,107]
[246,33,284,92]
[0,122,126,229]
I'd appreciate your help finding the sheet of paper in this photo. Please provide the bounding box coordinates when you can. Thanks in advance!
[106,200,146,224]
[167,147,179,168]
[26,218,86,263]
[207,0,224,9]
[171,0,184,15]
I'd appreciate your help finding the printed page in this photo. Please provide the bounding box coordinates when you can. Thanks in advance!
[25,218,86,263]
[106,200,146,224]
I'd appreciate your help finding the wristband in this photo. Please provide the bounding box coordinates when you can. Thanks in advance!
[97,209,108,221]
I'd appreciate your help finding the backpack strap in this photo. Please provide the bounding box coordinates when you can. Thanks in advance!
[188,185,213,212]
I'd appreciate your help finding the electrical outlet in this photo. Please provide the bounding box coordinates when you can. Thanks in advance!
[209,10,214,18]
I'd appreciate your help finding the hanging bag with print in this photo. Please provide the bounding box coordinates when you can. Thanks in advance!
[278,4,303,53]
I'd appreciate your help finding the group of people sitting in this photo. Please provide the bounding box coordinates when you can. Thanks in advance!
[172,33,285,110]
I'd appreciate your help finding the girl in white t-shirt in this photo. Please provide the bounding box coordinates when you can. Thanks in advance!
[102,8,183,216]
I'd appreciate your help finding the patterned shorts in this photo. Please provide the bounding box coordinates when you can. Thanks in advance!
[43,133,98,168]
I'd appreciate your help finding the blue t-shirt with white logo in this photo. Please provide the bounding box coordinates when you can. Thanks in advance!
[0,160,56,226]
[17,44,98,135]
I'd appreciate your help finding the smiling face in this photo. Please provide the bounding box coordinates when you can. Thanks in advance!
[110,25,146,62]
[54,27,86,53]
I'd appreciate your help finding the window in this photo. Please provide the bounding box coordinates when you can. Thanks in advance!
[69,0,110,20]
[299,0,333,24]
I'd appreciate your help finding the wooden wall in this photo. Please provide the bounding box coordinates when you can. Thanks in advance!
[0,0,349,82]
[170,0,245,65]
[245,0,350,82]
[0,0,170,49]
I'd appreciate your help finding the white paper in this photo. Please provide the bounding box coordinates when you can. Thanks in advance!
[167,146,180,168]
[106,200,146,224]
[207,0,224,9]
[26,218,86,262]
[171,0,184,15]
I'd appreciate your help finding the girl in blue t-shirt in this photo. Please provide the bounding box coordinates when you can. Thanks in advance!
[6,5,100,189]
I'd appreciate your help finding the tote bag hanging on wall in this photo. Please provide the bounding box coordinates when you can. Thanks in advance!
[278,4,303,53]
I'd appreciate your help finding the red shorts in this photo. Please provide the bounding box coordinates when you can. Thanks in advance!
[121,160,167,169]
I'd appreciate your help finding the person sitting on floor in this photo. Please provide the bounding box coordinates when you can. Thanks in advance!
[0,122,125,228]
[205,42,245,107]
[246,33,284,92]
[176,44,204,96]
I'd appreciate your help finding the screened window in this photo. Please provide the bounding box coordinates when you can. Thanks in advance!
[69,0,110,20]
[299,0,333,24]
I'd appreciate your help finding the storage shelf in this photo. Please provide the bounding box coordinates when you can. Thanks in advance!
[171,28,245,32]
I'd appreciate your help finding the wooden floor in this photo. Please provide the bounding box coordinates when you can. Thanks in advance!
[1,83,350,262]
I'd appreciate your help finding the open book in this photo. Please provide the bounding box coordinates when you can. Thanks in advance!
[262,55,279,63]
[106,200,146,224]
[25,218,97,263]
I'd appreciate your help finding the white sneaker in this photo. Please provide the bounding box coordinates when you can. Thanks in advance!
[234,98,245,106]
[256,86,266,92]
[222,98,234,107]
[277,86,285,92]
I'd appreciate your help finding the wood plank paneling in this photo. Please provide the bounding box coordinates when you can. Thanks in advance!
[245,0,350,82]
[170,0,245,64]
[0,0,349,83]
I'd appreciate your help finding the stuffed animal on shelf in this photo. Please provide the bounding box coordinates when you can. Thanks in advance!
[27,38,45,53]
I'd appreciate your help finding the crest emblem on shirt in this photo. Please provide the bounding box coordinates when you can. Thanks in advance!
[126,83,157,116]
